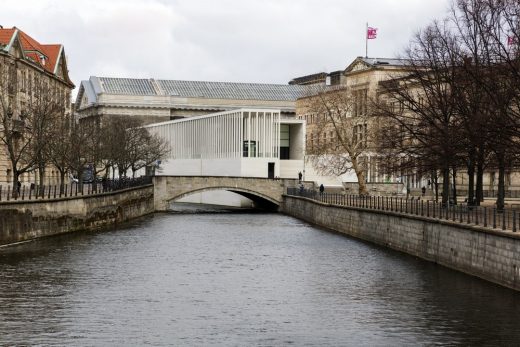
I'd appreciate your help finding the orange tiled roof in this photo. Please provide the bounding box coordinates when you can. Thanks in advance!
[41,44,62,73]
[0,28,16,46]
[0,27,62,74]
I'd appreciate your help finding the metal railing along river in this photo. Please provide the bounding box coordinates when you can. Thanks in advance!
[0,176,153,202]
[287,188,520,233]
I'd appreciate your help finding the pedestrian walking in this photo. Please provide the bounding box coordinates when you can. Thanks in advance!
[319,184,324,195]
[298,171,302,182]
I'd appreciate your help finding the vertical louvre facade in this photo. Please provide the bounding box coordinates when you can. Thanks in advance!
[147,109,281,161]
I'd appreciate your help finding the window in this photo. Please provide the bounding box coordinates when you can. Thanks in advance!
[280,124,290,160]
[353,89,368,117]
[243,141,257,157]
[353,123,368,148]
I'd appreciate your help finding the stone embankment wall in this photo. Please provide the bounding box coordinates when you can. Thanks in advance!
[282,195,520,291]
[0,185,154,246]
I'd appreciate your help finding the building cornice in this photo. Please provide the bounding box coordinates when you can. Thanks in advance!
[0,50,74,89]
[78,102,296,113]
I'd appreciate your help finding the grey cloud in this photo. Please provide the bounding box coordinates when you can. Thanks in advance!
[1,0,450,95]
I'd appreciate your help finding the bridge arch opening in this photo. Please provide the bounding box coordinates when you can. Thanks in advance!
[168,187,279,211]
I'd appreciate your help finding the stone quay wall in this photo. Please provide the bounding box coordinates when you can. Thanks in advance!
[0,185,154,246]
[282,195,520,291]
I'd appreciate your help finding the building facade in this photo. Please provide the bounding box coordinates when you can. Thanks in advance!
[145,109,305,179]
[75,76,316,126]
[295,57,413,188]
[295,56,520,198]
[144,108,304,206]
[0,26,74,186]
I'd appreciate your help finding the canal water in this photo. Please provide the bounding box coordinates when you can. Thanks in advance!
[0,211,519,346]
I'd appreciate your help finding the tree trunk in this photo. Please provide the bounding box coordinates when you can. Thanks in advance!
[92,164,98,192]
[496,152,505,211]
[434,174,439,203]
[452,166,457,205]
[11,171,19,199]
[467,155,475,206]
[476,149,484,205]
[442,166,450,207]
[431,170,439,202]
[38,165,45,197]
[77,168,84,194]
[59,170,66,194]
[351,156,368,195]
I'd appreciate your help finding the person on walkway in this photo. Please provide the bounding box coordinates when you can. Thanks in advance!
[421,186,426,197]
[17,180,21,194]
[298,171,302,182]
[319,184,324,195]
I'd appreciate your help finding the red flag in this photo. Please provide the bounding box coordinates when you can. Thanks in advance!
[367,27,378,39]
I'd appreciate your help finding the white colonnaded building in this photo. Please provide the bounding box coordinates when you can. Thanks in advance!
[144,109,305,206]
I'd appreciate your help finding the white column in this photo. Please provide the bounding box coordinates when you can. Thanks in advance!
[255,112,259,158]
[226,114,230,158]
[269,112,273,158]
[181,122,184,158]
[236,112,240,158]
[201,118,205,158]
[262,112,266,158]
[232,113,235,158]
[247,112,251,158]
[239,111,244,158]
[222,115,225,158]
[275,112,279,158]
[219,115,223,158]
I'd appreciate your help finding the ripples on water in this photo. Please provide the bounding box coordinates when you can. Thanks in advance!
[0,210,519,346]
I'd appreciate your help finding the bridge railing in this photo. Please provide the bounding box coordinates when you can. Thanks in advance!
[0,176,153,202]
[287,187,520,233]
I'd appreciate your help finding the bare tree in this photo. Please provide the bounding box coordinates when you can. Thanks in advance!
[0,62,36,197]
[25,79,64,196]
[97,116,167,179]
[376,21,463,206]
[377,0,520,209]
[450,0,520,210]
[66,120,97,187]
[99,116,142,178]
[129,131,169,178]
[47,113,75,193]
[302,87,374,195]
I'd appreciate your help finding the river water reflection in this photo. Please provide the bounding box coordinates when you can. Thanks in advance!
[0,211,519,345]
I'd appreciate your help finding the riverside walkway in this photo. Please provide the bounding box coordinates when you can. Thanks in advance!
[287,188,520,233]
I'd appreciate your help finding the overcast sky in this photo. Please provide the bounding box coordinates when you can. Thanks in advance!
[2,0,450,94]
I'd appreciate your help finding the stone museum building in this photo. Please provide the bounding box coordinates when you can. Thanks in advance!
[75,76,315,126]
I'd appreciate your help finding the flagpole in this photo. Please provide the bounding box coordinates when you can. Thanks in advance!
[365,22,368,58]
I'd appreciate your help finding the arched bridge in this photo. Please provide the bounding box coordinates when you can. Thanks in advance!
[153,176,298,211]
